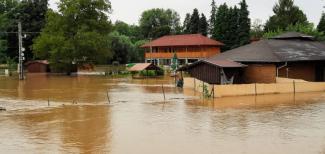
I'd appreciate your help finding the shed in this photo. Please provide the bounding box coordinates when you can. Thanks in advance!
[178,59,246,84]
[128,63,162,72]
[25,60,49,73]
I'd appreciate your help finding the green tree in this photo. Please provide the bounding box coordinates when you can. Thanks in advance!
[139,8,181,39]
[33,0,112,73]
[212,3,227,41]
[189,8,200,34]
[237,0,250,46]
[264,0,308,31]
[227,6,240,49]
[4,0,48,61]
[0,0,19,62]
[199,13,208,36]
[209,0,217,36]
[114,20,132,36]
[317,13,325,34]
[213,4,232,50]
[0,12,8,63]
[108,31,134,64]
[133,40,148,62]
[113,20,143,42]
[250,19,264,40]
[183,13,191,34]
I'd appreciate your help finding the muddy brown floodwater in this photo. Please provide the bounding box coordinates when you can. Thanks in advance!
[0,74,325,154]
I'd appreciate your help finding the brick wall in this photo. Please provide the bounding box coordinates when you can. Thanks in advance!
[243,64,276,83]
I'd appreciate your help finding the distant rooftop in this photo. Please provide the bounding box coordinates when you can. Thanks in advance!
[269,32,314,40]
[141,34,224,48]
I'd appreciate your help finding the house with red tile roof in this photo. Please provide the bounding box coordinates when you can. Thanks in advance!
[141,34,224,65]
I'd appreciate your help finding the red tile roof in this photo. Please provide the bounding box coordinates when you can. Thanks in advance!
[141,34,224,48]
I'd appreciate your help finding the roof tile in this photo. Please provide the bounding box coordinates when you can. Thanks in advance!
[142,34,224,47]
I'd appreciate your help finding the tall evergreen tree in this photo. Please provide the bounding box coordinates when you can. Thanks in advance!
[199,13,208,36]
[237,0,251,46]
[183,13,191,34]
[213,3,229,48]
[209,0,217,36]
[264,0,308,31]
[227,6,240,49]
[189,8,200,34]
[317,13,325,34]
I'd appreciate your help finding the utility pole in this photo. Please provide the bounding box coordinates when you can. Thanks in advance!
[18,21,25,80]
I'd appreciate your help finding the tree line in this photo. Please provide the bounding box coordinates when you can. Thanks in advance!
[1,0,325,72]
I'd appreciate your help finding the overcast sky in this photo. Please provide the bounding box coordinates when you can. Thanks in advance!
[49,0,324,26]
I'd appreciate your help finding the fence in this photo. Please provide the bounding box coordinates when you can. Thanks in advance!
[184,77,325,98]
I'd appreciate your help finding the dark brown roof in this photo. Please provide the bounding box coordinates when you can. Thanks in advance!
[141,34,224,48]
[204,59,247,68]
[210,32,325,63]
[178,59,246,71]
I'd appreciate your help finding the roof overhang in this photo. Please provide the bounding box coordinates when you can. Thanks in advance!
[177,59,246,72]
[128,63,162,72]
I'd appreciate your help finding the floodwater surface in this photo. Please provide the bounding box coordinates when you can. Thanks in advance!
[0,75,325,154]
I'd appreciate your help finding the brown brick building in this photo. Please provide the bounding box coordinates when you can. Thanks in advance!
[180,32,325,84]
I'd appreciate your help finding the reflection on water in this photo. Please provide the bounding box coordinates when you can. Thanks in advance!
[0,75,325,154]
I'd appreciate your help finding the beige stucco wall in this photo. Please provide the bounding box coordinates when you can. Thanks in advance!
[184,77,325,98]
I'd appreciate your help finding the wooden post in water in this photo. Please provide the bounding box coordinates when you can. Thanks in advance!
[293,80,296,95]
[162,84,166,101]
[202,81,205,98]
[194,78,196,91]
[48,97,50,107]
[212,86,215,99]
[174,72,177,86]
[255,83,257,95]
[107,90,111,104]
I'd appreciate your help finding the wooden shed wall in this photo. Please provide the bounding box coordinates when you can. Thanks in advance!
[27,63,48,73]
[278,62,316,82]
[189,63,220,84]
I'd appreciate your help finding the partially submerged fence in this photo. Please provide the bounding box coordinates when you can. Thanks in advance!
[0,69,5,76]
[184,77,325,98]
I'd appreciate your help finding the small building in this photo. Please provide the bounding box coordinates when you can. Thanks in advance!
[181,32,325,84]
[141,34,224,65]
[25,60,49,73]
[178,59,246,84]
[128,63,163,78]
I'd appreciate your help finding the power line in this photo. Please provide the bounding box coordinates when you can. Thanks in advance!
[0,32,41,34]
